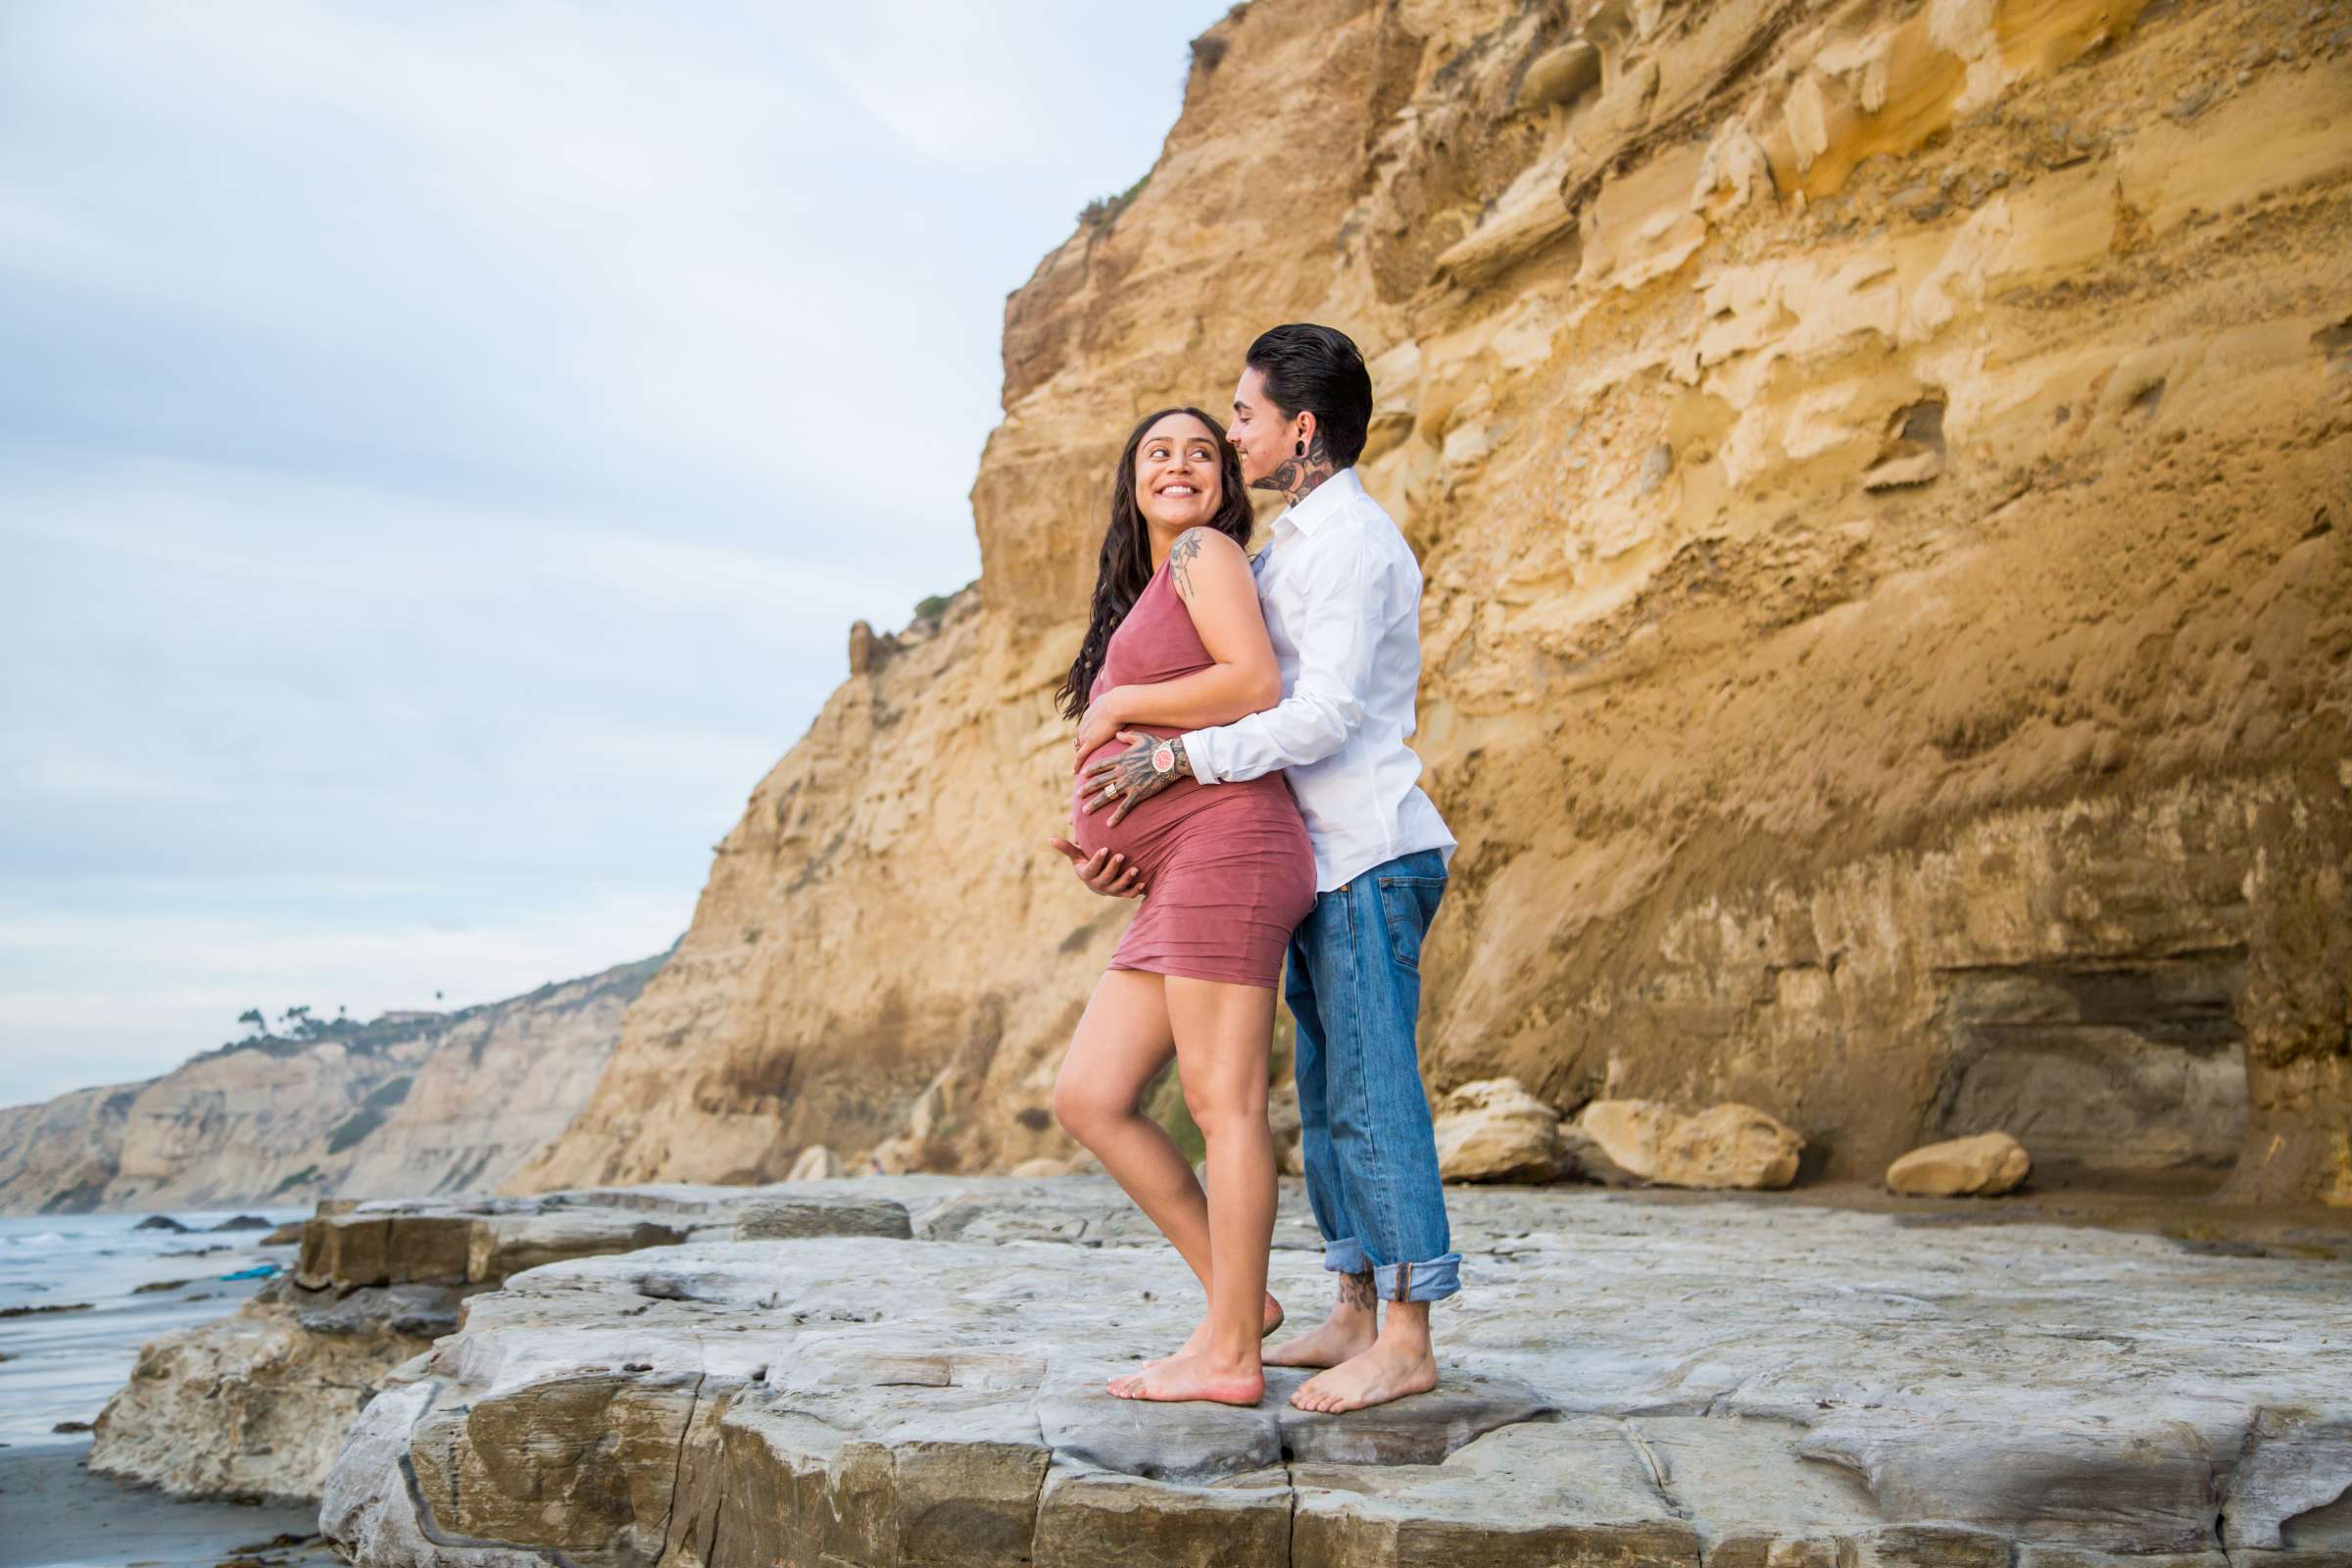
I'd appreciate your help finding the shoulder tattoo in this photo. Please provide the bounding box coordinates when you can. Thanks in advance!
[1169,527,1210,599]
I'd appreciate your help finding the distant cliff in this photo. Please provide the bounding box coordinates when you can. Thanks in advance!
[523,0,2350,1203]
[0,953,665,1214]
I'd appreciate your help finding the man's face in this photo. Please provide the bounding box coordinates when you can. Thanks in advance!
[1229,366,1296,488]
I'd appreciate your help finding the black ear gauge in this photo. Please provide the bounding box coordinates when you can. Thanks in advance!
[1295,439,1305,457]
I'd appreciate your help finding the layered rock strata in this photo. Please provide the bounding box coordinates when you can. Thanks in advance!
[523,0,2352,1204]
[90,1183,760,1501]
[323,1175,2352,1566]
[0,954,662,1214]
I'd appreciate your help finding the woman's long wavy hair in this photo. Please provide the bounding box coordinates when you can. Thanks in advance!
[1056,407,1253,722]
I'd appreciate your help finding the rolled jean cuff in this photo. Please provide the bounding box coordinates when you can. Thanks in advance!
[1322,1238,1369,1275]
[1372,1252,1461,1303]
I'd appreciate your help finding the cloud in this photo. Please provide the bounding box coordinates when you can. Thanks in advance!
[0,2,1233,1109]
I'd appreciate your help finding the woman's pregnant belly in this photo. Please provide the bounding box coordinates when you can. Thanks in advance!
[1070,730,1301,879]
[1070,728,1191,867]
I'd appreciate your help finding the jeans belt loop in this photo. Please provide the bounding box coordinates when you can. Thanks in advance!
[1396,1260,1412,1302]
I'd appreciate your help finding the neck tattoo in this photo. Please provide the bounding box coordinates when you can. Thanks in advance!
[1252,431,1335,508]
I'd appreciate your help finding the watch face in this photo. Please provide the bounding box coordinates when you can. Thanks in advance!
[1152,743,1176,774]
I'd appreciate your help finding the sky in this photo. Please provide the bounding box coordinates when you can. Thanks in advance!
[0,2,1235,1107]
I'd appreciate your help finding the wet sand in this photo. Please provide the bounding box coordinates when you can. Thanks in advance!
[1609,1177,2352,1259]
[0,1438,334,1568]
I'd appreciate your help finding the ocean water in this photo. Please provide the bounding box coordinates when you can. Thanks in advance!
[0,1206,309,1443]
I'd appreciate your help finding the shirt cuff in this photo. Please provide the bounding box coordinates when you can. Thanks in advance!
[1181,728,1223,784]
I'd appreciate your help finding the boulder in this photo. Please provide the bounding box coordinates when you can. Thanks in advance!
[1659,1103,1805,1192]
[867,1135,923,1175]
[1578,1100,1805,1191]
[1577,1100,1681,1182]
[1553,1121,1643,1187]
[1433,1079,1562,1183]
[1009,1157,1075,1179]
[1886,1132,2032,1197]
[787,1144,841,1181]
[133,1214,189,1233]
[208,1213,272,1231]
[90,1286,443,1502]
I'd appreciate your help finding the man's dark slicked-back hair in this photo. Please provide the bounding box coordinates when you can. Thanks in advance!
[1246,322,1373,470]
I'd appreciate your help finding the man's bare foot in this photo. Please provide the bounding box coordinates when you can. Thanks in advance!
[1289,1341,1438,1413]
[1136,1294,1284,1375]
[1106,1350,1264,1405]
[1261,1309,1375,1369]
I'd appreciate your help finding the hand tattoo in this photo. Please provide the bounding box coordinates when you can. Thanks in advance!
[1077,734,1191,826]
[1168,527,1208,600]
[1251,431,1335,508]
[1339,1270,1375,1310]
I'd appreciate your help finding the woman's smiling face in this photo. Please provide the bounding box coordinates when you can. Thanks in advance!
[1133,413,1224,531]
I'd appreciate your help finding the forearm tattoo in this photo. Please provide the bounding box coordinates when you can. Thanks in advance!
[1079,734,1191,825]
[1339,1270,1375,1310]
[1169,527,1206,600]
[1251,431,1335,508]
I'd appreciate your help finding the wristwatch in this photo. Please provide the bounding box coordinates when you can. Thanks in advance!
[1152,742,1177,775]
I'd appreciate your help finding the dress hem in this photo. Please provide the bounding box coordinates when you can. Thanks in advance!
[1106,958,1281,991]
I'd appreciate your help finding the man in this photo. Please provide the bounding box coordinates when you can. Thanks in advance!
[1072,322,1458,1414]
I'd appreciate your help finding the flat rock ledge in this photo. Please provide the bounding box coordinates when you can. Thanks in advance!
[312,1178,2352,1568]
[89,1177,1306,1502]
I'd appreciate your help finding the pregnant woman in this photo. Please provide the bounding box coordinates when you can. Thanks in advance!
[1046,406,1314,1406]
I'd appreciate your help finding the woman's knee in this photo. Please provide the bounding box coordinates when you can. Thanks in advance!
[1053,1073,1132,1143]
[1182,1077,1269,1141]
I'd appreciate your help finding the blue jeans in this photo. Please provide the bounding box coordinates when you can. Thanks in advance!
[1285,848,1460,1302]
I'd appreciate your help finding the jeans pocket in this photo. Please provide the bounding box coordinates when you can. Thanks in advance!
[1375,874,1446,972]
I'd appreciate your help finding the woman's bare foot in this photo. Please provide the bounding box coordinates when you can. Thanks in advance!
[1261,1307,1375,1369]
[1106,1350,1265,1406]
[1136,1293,1284,1375]
[1289,1339,1438,1413]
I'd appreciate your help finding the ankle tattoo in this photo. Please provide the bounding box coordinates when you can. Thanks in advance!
[1339,1270,1374,1311]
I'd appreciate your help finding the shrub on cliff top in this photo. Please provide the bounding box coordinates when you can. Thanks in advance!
[1078,172,1150,229]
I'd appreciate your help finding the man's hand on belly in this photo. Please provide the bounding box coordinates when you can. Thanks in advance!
[1078,732,1191,827]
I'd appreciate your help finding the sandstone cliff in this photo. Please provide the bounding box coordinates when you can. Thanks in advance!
[524,0,2352,1202]
[0,953,664,1213]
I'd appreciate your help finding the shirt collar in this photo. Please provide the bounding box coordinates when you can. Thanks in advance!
[1273,466,1365,538]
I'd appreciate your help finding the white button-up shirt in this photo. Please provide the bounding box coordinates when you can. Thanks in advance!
[1184,467,1455,892]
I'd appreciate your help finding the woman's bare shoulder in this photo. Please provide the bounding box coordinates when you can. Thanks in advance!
[1169,527,1249,599]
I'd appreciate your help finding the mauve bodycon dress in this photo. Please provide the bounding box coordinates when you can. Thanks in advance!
[1071,562,1314,988]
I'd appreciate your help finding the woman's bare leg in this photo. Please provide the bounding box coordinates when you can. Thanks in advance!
[1054,970,1281,1370]
[1054,970,1207,1278]
[1109,975,1277,1405]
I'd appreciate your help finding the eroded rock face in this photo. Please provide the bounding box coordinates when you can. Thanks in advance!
[1887,1131,2034,1198]
[0,954,662,1214]
[89,1284,442,1504]
[89,1182,826,1502]
[319,1175,2352,1567]
[517,0,2352,1204]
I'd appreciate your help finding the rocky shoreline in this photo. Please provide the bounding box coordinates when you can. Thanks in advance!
[90,1176,2352,1565]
